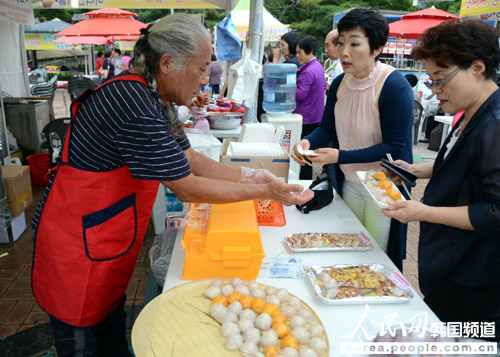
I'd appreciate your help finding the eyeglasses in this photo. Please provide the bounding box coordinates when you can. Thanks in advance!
[424,67,461,90]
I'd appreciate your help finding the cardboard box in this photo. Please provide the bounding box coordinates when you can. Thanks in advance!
[0,211,26,244]
[220,139,290,182]
[2,165,33,217]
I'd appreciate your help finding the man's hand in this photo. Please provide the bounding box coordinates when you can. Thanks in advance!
[267,181,314,206]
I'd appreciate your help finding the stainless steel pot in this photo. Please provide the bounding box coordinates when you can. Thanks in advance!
[208,113,243,130]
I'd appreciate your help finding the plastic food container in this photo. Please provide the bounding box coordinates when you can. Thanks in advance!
[356,171,406,210]
[181,201,264,280]
[208,113,243,130]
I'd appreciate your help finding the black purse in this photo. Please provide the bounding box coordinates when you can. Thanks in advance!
[296,169,334,214]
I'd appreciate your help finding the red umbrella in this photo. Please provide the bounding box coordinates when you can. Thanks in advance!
[389,6,459,39]
[401,7,459,20]
[56,8,146,38]
[53,36,113,45]
[85,8,138,18]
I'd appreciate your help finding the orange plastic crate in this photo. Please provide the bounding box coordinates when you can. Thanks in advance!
[253,200,286,226]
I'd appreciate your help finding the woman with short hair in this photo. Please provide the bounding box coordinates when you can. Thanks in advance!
[292,8,414,267]
[384,19,500,340]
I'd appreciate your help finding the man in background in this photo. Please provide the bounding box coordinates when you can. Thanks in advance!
[324,29,343,92]
[113,49,127,76]
[95,51,104,82]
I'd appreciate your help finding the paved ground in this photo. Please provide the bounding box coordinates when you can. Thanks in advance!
[0,89,439,347]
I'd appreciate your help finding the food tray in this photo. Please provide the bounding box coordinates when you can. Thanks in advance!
[132,279,329,356]
[356,171,406,210]
[305,264,413,305]
[284,231,372,252]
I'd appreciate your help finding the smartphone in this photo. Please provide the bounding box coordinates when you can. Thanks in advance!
[380,159,417,187]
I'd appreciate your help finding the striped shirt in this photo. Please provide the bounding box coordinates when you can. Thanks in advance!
[31,77,191,229]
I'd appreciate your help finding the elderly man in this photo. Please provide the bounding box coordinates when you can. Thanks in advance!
[324,29,343,91]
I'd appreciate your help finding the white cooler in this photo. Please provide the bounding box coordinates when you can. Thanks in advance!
[261,113,303,177]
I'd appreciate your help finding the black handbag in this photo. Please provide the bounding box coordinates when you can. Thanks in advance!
[296,170,334,214]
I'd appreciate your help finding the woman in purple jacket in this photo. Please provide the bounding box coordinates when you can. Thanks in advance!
[294,35,326,179]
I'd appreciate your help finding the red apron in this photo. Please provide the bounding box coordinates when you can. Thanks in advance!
[32,75,160,327]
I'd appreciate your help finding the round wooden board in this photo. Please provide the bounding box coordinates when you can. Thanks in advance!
[132,279,330,356]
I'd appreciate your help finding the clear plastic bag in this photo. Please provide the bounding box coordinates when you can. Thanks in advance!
[149,229,177,287]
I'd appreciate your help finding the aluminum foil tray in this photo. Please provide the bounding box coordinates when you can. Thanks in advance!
[284,232,372,252]
[305,264,413,305]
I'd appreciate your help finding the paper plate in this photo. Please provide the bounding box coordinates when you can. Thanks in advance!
[132,279,329,356]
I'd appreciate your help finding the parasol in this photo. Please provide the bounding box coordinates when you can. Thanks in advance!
[388,6,459,39]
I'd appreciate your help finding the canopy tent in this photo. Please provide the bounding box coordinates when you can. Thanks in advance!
[25,18,73,51]
[229,0,288,42]
[388,7,459,39]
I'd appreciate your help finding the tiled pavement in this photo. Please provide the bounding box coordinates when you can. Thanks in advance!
[0,89,439,344]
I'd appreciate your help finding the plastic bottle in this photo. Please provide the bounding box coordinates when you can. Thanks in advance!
[262,64,297,114]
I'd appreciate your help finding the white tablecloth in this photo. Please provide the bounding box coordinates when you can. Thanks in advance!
[163,181,439,356]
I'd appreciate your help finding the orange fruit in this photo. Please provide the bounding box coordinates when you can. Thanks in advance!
[373,171,387,181]
[262,303,279,317]
[272,322,291,338]
[386,189,402,201]
[271,312,287,325]
[251,298,266,313]
[280,334,300,351]
[227,291,241,304]
[239,294,253,309]
[377,180,392,190]
[262,345,280,357]
[211,295,227,306]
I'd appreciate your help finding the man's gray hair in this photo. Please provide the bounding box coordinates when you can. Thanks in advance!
[134,13,210,137]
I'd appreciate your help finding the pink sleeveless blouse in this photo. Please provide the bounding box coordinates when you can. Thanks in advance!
[335,61,395,183]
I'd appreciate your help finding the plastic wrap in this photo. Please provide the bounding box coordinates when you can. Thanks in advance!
[285,232,372,252]
[305,264,413,305]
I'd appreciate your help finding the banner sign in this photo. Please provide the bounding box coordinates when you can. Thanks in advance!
[33,0,219,9]
[235,24,288,42]
[0,0,34,26]
[25,33,72,50]
[460,0,500,17]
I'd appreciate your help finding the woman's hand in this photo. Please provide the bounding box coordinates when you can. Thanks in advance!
[308,148,339,165]
[267,181,314,206]
[385,159,414,185]
[291,140,311,166]
[382,200,428,223]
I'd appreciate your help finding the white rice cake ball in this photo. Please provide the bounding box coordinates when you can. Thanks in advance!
[221,321,240,338]
[227,301,242,317]
[210,303,227,320]
[291,326,310,345]
[225,334,243,351]
[282,346,300,357]
[244,327,261,344]
[309,337,328,355]
[240,341,259,355]
[255,313,272,330]
[239,308,257,322]
[260,328,278,347]
[204,286,221,300]
[220,284,234,296]
[300,347,319,357]
[308,323,325,338]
